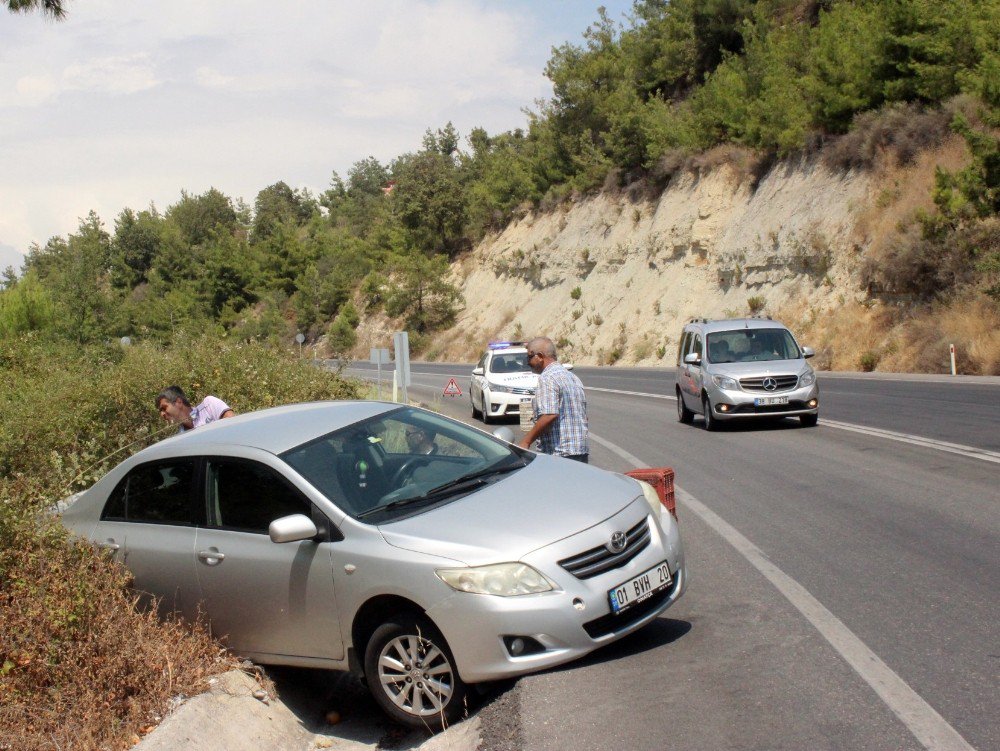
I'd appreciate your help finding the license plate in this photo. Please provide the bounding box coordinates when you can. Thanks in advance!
[754,396,789,406]
[608,561,672,615]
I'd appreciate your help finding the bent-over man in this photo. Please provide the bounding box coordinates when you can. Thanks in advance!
[156,386,234,432]
[518,337,589,463]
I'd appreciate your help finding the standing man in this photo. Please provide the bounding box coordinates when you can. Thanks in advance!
[156,386,235,433]
[518,337,589,463]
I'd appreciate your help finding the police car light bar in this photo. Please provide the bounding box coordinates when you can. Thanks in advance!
[488,341,525,349]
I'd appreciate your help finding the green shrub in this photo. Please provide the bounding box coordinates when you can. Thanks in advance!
[570,286,582,300]
[747,295,766,314]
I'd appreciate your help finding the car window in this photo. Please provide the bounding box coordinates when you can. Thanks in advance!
[708,329,801,362]
[489,353,530,373]
[282,406,528,521]
[101,459,198,525]
[206,459,311,534]
[677,331,691,364]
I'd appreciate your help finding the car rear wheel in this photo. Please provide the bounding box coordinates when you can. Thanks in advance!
[364,613,468,730]
[800,413,818,427]
[677,390,694,424]
[702,395,718,431]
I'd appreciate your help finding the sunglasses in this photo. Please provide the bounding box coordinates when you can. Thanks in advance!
[527,351,541,359]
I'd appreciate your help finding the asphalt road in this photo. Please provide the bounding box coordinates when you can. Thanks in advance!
[343,362,999,751]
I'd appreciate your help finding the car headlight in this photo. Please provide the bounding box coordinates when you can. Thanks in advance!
[799,371,816,387]
[487,382,511,393]
[637,481,661,517]
[712,374,739,390]
[436,563,555,596]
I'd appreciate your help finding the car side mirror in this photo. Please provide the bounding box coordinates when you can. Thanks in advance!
[472,367,484,376]
[801,346,815,359]
[683,352,701,365]
[564,363,574,371]
[492,426,516,444]
[269,513,318,544]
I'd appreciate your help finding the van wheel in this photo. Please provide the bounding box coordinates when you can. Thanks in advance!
[364,614,468,730]
[702,396,719,431]
[677,391,694,424]
[800,413,818,427]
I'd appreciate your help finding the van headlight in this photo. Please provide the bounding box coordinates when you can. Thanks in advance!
[436,563,555,596]
[799,371,816,387]
[712,374,739,390]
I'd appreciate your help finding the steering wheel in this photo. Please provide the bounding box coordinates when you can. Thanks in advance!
[390,457,424,487]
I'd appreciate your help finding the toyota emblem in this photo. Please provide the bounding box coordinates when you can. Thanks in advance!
[762,377,778,391]
[607,531,627,554]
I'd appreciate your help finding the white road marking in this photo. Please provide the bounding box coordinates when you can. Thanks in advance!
[590,431,976,751]
[587,386,1000,465]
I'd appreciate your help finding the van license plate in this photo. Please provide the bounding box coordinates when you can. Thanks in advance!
[754,396,789,406]
[609,561,672,615]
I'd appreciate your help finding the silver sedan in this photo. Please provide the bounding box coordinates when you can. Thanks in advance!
[61,401,686,729]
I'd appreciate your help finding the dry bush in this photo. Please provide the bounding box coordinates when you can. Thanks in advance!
[822,103,952,172]
[878,294,1000,375]
[0,513,242,751]
[685,144,759,181]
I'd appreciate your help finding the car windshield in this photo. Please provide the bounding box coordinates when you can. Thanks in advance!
[489,353,530,373]
[281,406,528,522]
[706,329,801,363]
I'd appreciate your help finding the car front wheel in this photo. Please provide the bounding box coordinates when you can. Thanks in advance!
[702,395,718,431]
[364,613,468,730]
[677,390,694,424]
[481,393,492,424]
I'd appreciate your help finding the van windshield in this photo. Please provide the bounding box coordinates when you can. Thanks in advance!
[706,329,801,363]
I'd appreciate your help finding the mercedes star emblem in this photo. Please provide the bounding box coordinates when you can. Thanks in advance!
[763,377,778,391]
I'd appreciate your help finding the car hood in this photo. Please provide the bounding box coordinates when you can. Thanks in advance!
[486,372,538,388]
[708,359,811,376]
[378,454,641,565]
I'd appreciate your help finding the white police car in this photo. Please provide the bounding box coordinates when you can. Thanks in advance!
[470,342,537,424]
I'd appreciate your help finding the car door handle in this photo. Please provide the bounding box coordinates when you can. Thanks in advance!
[197,550,225,564]
[96,540,120,551]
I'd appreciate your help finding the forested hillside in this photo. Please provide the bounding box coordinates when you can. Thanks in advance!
[2,0,998,359]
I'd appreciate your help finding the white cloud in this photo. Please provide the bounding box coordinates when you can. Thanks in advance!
[0,0,633,251]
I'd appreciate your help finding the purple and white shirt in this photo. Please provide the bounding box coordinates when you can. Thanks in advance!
[179,395,232,432]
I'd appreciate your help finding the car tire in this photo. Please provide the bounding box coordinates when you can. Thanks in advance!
[364,613,468,731]
[800,413,818,427]
[481,394,492,424]
[702,395,719,431]
[471,395,481,419]
[677,390,694,424]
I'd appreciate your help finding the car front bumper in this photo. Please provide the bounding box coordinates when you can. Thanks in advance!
[426,509,685,683]
[484,390,534,418]
[708,383,819,420]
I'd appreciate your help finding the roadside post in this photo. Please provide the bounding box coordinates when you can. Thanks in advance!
[393,331,411,405]
[370,347,390,400]
[295,332,304,357]
[950,343,956,375]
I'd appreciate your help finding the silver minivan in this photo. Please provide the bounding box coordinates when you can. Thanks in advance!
[675,317,819,429]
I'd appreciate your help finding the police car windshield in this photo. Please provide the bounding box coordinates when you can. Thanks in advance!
[489,353,531,373]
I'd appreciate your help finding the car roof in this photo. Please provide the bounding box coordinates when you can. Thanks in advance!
[686,318,791,334]
[140,401,401,459]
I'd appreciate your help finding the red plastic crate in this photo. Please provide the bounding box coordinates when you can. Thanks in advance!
[625,467,676,519]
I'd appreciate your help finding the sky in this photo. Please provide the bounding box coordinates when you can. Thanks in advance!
[0,0,636,272]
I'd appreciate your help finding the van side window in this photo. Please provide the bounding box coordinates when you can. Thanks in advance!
[693,334,703,359]
[677,332,691,365]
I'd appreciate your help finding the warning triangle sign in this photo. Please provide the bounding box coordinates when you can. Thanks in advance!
[443,378,463,396]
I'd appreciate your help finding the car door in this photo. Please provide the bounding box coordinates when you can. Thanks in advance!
[471,352,487,405]
[680,332,704,409]
[90,458,202,619]
[193,457,343,660]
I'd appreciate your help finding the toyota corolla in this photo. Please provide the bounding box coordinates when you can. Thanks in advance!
[61,401,685,728]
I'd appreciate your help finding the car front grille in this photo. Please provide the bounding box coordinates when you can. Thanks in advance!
[729,400,812,414]
[510,387,534,395]
[739,374,799,392]
[558,518,650,580]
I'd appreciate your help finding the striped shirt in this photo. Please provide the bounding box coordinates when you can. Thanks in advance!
[532,362,588,456]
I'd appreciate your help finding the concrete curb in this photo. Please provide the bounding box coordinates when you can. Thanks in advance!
[135,670,480,751]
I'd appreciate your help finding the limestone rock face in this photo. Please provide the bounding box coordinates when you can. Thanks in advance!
[438,158,874,365]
